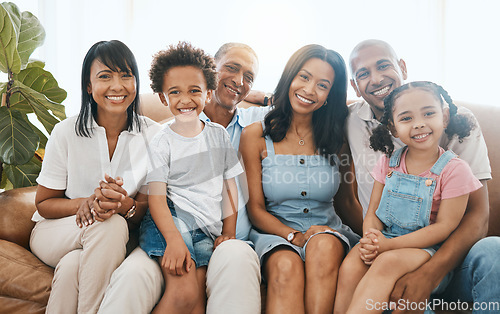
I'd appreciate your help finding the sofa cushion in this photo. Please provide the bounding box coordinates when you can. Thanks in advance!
[0,239,52,306]
[0,296,46,314]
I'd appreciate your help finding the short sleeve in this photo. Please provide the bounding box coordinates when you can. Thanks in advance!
[146,132,171,184]
[440,158,483,200]
[371,154,390,184]
[36,123,68,190]
[222,129,243,179]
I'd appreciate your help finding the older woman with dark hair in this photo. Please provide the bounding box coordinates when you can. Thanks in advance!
[30,40,161,313]
[240,44,361,313]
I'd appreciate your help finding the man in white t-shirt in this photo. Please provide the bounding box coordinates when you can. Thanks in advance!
[347,39,499,313]
[98,43,270,314]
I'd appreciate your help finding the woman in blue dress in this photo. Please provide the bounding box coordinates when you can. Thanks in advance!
[240,44,362,314]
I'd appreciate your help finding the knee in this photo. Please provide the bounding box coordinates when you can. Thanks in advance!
[208,240,259,276]
[306,234,344,272]
[87,214,129,244]
[54,250,81,279]
[266,253,303,288]
[369,251,400,277]
[466,236,500,277]
[167,281,200,310]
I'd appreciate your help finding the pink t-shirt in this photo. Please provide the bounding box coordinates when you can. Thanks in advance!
[372,147,483,223]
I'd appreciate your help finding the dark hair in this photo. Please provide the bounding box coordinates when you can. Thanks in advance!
[149,41,217,93]
[263,44,348,165]
[370,81,475,156]
[76,40,141,137]
[214,42,258,64]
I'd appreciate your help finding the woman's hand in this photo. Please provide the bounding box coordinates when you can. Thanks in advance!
[290,232,308,247]
[75,195,96,228]
[214,233,235,249]
[92,174,127,221]
[162,235,192,276]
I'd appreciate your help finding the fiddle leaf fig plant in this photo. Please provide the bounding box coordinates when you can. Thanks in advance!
[0,2,66,189]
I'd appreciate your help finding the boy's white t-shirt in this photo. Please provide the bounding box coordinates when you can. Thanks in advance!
[147,120,243,239]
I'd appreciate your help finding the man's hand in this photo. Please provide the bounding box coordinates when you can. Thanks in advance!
[390,267,437,314]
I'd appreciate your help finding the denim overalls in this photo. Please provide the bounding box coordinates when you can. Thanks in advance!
[376,147,457,253]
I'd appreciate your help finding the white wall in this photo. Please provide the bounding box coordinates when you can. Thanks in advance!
[15,0,500,116]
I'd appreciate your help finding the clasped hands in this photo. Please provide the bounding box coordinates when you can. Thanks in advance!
[76,174,128,228]
[358,228,389,265]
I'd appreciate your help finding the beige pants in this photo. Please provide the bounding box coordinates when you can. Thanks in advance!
[98,239,261,314]
[30,214,128,314]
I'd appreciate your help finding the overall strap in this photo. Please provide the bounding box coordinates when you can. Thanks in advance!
[388,146,407,168]
[261,120,275,155]
[430,150,458,176]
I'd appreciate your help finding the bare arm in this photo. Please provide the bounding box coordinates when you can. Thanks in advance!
[377,194,469,253]
[362,180,385,233]
[148,181,192,275]
[333,143,363,236]
[240,122,304,244]
[221,178,238,235]
[35,185,85,218]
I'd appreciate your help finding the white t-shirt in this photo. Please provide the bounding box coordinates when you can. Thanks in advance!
[146,120,244,239]
[346,100,492,217]
[34,115,163,222]
[199,106,271,240]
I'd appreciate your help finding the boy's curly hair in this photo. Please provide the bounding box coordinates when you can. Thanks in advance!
[149,41,217,93]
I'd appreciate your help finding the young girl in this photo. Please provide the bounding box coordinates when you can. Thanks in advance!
[139,42,242,314]
[334,81,483,314]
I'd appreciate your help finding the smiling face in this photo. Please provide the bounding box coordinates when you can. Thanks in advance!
[87,59,136,116]
[288,58,335,116]
[391,88,448,153]
[213,47,258,110]
[161,65,212,122]
[350,43,407,117]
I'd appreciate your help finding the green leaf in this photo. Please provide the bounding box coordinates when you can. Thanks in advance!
[10,81,65,134]
[1,2,20,38]
[11,66,67,107]
[27,117,47,148]
[18,11,45,69]
[4,155,41,188]
[0,166,14,190]
[0,106,39,165]
[26,59,44,68]
[0,3,21,74]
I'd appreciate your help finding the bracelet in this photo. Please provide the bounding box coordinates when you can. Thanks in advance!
[124,199,136,219]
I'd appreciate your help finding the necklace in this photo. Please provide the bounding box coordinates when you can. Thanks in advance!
[294,126,312,146]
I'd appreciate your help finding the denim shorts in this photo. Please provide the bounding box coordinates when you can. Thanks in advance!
[139,199,214,267]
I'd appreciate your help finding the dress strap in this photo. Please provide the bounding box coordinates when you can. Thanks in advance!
[388,146,406,168]
[430,150,457,176]
[261,120,275,155]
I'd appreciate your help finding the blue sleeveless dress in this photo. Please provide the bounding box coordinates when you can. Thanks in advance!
[250,124,360,263]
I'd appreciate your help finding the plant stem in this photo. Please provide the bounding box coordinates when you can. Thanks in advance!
[6,70,13,108]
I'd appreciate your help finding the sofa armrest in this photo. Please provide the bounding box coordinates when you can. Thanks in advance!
[0,186,38,250]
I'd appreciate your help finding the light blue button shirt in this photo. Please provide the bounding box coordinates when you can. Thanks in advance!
[199,106,271,241]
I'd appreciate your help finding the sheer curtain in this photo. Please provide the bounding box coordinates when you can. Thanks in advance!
[19,0,500,116]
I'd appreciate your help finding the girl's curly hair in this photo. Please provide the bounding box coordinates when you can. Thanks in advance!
[369,81,475,156]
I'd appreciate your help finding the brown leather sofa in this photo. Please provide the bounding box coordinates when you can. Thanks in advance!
[1,97,499,314]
